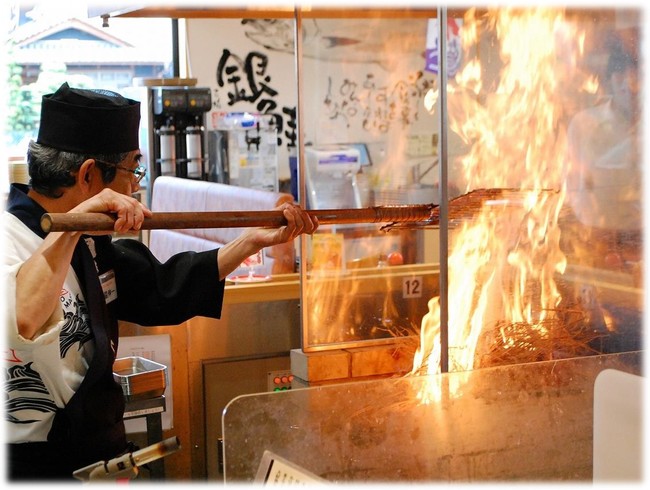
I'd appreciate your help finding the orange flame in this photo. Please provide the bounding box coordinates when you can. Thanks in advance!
[410,7,595,402]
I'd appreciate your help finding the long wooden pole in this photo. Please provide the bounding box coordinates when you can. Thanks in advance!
[40,204,437,233]
[40,188,538,233]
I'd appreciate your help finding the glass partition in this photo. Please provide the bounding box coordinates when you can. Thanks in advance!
[296,10,441,351]
[296,6,644,372]
[222,351,641,482]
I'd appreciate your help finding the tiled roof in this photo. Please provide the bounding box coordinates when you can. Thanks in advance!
[9,17,169,65]
[12,18,130,47]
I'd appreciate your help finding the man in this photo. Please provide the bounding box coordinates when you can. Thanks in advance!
[563,42,642,354]
[565,44,641,269]
[3,82,318,480]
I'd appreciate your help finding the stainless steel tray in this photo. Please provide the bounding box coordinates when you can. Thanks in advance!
[113,356,168,401]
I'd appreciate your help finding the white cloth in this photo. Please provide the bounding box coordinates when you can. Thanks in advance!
[566,100,641,231]
[3,211,93,443]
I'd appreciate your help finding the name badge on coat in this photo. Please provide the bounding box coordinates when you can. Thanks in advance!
[99,270,118,304]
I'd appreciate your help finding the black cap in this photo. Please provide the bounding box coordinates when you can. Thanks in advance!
[37,82,141,154]
[606,50,636,78]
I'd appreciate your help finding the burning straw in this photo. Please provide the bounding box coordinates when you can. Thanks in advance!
[475,306,605,369]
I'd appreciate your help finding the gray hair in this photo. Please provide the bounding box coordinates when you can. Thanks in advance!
[27,140,128,198]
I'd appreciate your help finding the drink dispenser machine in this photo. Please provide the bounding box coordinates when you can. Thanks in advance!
[207,112,279,192]
[151,87,212,181]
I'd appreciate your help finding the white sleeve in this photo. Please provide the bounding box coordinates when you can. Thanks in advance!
[2,213,65,349]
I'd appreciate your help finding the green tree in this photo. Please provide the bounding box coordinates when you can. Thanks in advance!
[5,57,91,153]
[7,64,38,133]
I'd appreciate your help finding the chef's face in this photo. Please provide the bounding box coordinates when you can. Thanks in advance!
[610,66,639,123]
[106,150,145,195]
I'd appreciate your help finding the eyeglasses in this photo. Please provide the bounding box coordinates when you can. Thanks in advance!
[94,159,147,184]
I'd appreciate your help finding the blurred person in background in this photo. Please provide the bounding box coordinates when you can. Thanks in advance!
[565,40,641,273]
[562,38,642,355]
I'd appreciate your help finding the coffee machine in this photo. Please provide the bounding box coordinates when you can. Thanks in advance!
[151,86,211,180]
[123,81,212,206]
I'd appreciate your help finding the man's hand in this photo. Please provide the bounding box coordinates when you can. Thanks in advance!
[216,202,318,280]
[70,188,153,235]
[247,202,319,249]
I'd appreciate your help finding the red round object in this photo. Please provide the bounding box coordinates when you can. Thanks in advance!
[387,252,404,266]
[604,252,623,268]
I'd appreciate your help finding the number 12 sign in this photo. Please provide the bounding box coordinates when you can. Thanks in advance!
[403,276,423,299]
